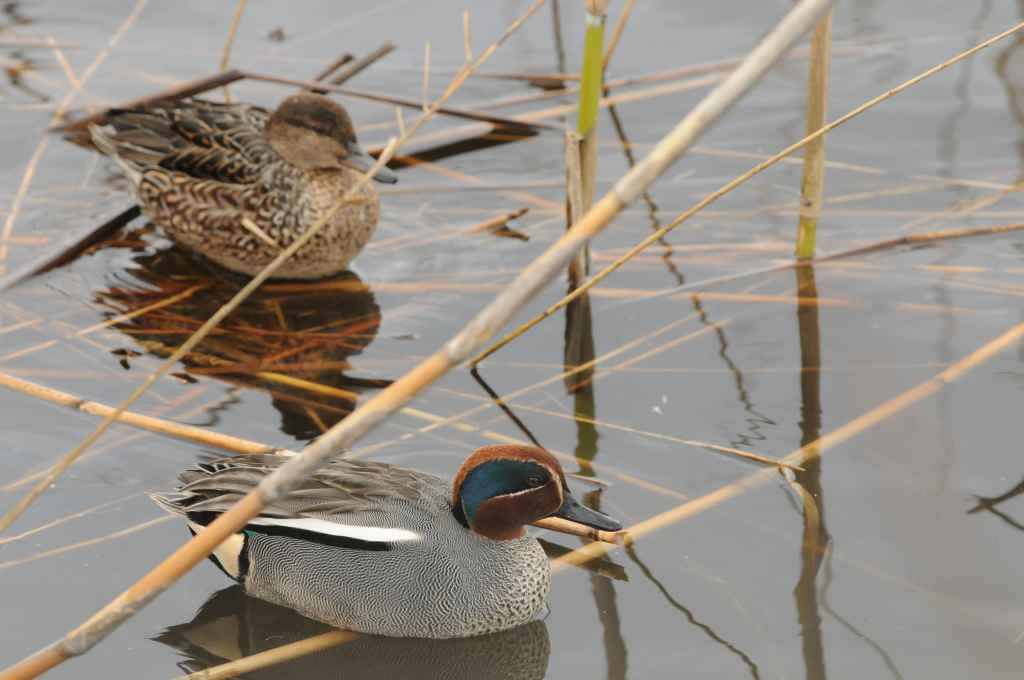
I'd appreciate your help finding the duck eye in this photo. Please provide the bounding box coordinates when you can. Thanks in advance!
[526,475,545,488]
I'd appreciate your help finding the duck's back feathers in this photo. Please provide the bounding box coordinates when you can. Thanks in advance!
[90,100,275,185]
[151,454,448,528]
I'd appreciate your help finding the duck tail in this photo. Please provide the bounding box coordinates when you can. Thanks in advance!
[89,122,146,185]
[149,491,191,517]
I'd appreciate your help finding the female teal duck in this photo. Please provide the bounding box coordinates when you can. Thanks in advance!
[90,93,397,279]
[152,445,621,639]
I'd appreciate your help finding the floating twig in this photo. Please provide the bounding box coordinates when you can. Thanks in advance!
[311,51,354,83]
[325,41,395,87]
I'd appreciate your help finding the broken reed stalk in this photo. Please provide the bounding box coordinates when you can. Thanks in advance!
[794,9,832,259]
[470,18,1024,366]
[565,130,585,285]
[552,319,1024,572]
[0,3,557,676]
[219,0,247,102]
[327,41,396,87]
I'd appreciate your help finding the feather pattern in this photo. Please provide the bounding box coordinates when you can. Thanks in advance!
[151,453,552,638]
[90,95,383,279]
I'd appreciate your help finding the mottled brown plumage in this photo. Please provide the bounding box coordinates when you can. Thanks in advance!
[90,94,397,279]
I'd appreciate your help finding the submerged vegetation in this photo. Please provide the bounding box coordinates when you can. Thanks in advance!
[1,1,1024,678]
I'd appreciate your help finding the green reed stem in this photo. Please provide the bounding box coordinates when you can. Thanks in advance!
[794,10,832,259]
[577,9,605,138]
[572,3,607,278]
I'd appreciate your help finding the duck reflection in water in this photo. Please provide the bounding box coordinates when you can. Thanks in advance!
[96,246,383,440]
[156,585,550,680]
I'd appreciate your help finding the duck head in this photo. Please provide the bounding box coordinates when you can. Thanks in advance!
[452,445,622,540]
[266,93,398,183]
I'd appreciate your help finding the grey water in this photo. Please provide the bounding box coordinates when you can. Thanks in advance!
[2,1,1024,678]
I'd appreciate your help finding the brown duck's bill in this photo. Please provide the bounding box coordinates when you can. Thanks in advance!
[344,141,398,184]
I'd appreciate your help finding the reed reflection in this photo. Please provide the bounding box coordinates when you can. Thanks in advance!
[967,477,1024,532]
[563,247,629,679]
[156,585,550,680]
[793,264,829,680]
[96,247,382,440]
[625,545,761,679]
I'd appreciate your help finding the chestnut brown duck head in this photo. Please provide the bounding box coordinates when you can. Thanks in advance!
[452,445,621,541]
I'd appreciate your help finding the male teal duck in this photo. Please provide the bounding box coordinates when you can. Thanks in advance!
[90,93,397,279]
[151,445,621,639]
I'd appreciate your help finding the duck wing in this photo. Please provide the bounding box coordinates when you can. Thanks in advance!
[152,454,450,544]
[93,99,277,184]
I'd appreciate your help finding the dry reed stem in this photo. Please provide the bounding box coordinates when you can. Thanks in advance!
[471,19,1024,365]
[602,0,636,72]
[0,517,171,571]
[0,371,286,455]
[551,320,1024,572]
[899,178,1024,233]
[219,0,247,102]
[534,516,626,544]
[794,10,832,259]
[588,220,1024,314]
[0,493,144,547]
[241,71,554,131]
[486,399,801,470]
[175,631,357,680]
[468,207,530,235]
[422,41,431,111]
[463,11,473,63]
[369,207,533,252]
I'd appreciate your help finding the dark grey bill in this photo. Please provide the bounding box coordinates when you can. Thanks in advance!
[343,140,398,184]
[553,491,622,531]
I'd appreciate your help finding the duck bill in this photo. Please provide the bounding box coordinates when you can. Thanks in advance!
[342,141,398,184]
[552,491,622,532]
